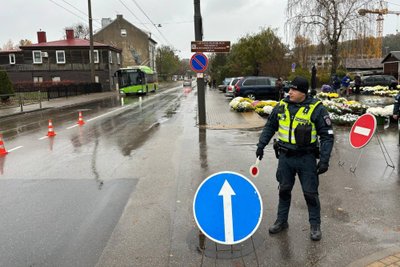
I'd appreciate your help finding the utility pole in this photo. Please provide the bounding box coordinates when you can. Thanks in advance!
[88,0,95,83]
[194,0,206,126]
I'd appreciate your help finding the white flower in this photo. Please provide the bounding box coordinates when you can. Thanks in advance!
[262,106,274,114]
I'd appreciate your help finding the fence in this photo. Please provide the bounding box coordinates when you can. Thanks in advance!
[0,83,103,112]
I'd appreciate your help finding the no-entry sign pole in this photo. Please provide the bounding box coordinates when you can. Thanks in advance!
[348,113,394,172]
[194,0,206,126]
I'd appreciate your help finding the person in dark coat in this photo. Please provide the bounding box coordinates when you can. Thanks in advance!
[256,76,334,241]
[354,74,361,94]
[311,65,317,96]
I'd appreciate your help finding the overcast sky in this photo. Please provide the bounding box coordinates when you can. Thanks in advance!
[2,0,400,59]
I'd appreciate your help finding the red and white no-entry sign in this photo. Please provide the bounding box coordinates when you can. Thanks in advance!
[349,113,377,149]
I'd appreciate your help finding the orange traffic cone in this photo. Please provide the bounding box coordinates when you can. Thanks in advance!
[47,119,56,137]
[0,134,8,155]
[77,111,85,125]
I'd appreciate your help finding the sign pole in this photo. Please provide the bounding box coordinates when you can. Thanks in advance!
[194,0,206,126]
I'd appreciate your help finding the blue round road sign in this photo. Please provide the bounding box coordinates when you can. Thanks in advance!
[190,53,208,73]
[193,171,263,245]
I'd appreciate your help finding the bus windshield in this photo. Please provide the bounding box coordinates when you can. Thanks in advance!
[117,69,143,88]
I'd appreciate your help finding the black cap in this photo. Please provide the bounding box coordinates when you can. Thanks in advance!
[291,76,309,94]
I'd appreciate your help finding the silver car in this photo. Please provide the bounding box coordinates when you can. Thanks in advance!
[225,77,243,98]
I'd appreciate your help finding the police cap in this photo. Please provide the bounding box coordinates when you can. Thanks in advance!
[290,76,309,94]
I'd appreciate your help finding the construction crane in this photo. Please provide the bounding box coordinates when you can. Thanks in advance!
[358,1,400,58]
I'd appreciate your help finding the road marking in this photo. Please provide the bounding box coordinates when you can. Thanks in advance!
[66,106,129,129]
[38,136,48,140]
[8,146,23,152]
[218,180,236,243]
[354,126,371,136]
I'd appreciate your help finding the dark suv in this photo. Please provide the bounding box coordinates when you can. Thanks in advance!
[360,75,398,89]
[234,76,281,100]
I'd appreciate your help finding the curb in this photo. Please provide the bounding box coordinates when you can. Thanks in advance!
[347,246,400,267]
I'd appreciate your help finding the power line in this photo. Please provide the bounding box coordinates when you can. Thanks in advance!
[48,0,101,28]
[129,0,173,46]
[118,0,150,31]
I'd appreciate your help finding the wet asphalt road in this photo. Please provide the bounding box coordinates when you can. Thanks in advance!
[0,84,400,266]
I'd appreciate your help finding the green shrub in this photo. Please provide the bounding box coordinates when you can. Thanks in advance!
[0,71,14,101]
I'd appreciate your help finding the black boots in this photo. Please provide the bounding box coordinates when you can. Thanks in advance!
[310,224,322,241]
[268,220,289,234]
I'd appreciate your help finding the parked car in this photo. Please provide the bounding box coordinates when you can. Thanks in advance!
[359,75,398,89]
[234,76,281,100]
[218,77,233,93]
[225,77,243,98]
[183,80,192,87]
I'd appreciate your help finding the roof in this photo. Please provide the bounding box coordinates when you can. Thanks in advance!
[344,58,383,70]
[0,49,22,54]
[381,51,400,63]
[20,39,121,52]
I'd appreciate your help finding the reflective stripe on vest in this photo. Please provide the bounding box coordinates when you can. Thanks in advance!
[277,100,320,144]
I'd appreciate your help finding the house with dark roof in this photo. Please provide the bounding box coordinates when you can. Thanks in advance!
[0,29,122,90]
[381,51,400,79]
[343,58,383,75]
[94,14,157,70]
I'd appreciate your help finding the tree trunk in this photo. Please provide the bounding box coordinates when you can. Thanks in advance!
[330,42,339,76]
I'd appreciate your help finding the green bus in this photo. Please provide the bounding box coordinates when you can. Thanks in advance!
[115,66,158,95]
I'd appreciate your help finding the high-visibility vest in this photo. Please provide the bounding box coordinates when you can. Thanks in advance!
[277,100,321,144]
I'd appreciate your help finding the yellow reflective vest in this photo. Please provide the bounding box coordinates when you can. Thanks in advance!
[277,100,321,145]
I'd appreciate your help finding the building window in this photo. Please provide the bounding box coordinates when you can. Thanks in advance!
[89,50,99,63]
[33,51,42,64]
[117,53,121,65]
[9,54,16,64]
[56,50,66,64]
[109,51,113,64]
[121,29,127,37]
[95,76,99,83]
[33,76,43,83]
[52,77,61,82]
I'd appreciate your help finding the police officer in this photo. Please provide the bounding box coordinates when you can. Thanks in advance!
[256,76,334,241]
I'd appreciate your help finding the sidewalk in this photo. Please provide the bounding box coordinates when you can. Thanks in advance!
[0,91,119,119]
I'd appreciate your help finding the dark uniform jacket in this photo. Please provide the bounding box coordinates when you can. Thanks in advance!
[257,96,334,164]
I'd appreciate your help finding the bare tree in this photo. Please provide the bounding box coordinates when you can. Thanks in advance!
[286,0,374,75]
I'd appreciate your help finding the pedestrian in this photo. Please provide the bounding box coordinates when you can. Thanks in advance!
[310,65,317,96]
[255,76,334,241]
[275,77,284,100]
[331,74,340,94]
[393,92,400,120]
[340,73,351,97]
[212,79,217,89]
[354,74,361,94]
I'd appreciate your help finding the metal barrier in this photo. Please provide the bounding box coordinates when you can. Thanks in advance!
[0,92,44,112]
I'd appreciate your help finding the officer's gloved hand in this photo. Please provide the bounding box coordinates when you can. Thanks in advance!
[256,147,264,160]
[317,161,329,175]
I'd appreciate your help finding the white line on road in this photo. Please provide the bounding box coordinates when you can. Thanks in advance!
[8,146,23,152]
[66,106,129,129]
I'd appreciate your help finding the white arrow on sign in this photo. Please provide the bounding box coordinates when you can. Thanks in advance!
[218,180,236,243]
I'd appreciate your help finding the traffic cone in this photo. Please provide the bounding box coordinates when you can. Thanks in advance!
[47,119,56,137]
[0,134,8,155]
[77,111,85,125]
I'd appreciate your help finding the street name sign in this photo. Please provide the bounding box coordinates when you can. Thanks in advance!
[191,41,231,53]
[190,53,208,73]
[349,113,377,148]
[193,171,263,245]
